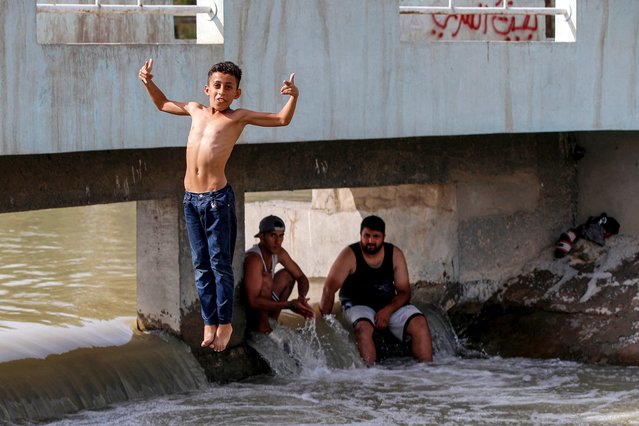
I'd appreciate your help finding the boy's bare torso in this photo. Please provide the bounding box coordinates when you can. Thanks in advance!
[184,104,246,193]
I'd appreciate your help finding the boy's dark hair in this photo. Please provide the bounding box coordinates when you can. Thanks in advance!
[208,61,242,87]
[360,215,385,235]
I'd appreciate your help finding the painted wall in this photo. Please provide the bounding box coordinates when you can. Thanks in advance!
[399,0,549,42]
[1,1,638,156]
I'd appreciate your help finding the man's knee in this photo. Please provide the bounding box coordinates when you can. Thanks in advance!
[353,319,374,340]
[406,315,433,362]
[274,269,294,285]
[407,315,431,339]
[273,269,295,294]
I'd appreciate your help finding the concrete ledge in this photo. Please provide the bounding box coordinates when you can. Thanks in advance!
[191,345,271,382]
[452,236,639,365]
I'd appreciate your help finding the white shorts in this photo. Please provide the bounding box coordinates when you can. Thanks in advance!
[343,304,424,343]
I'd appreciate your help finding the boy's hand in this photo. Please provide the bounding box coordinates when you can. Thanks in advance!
[138,58,154,84]
[280,73,298,98]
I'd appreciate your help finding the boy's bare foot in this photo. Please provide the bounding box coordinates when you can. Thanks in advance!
[212,323,233,352]
[201,325,217,347]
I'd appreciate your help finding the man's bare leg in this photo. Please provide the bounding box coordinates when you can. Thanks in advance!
[353,321,376,366]
[252,274,276,333]
[212,323,233,352]
[407,315,433,362]
[270,270,295,321]
[201,324,217,347]
[255,311,273,333]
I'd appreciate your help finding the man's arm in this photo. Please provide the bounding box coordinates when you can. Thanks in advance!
[375,246,411,329]
[138,59,190,116]
[319,247,355,315]
[277,248,310,299]
[238,73,299,127]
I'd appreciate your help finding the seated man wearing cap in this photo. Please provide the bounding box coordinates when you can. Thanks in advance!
[243,215,315,333]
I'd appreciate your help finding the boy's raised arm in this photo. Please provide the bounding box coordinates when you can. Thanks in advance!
[139,59,190,116]
[241,73,299,127]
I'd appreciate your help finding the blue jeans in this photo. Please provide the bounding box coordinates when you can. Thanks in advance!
[183,186,237,325]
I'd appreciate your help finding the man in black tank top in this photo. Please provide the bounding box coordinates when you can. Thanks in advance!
[320,215,433,365]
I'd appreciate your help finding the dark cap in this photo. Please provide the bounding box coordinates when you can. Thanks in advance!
[255,215,285,237]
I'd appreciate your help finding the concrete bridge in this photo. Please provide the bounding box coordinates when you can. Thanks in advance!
[3,0,639,378]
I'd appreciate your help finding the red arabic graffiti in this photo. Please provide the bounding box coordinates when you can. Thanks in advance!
[430,0,540,41]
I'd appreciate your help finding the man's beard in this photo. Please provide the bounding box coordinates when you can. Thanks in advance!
[361,242,383,255]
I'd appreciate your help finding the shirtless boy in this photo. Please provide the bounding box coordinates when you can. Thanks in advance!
[139,59,299,351]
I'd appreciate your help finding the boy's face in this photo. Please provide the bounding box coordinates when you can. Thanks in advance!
[204,72,241,111]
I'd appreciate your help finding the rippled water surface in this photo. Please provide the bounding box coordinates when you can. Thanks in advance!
[49,352,639,426]
[0,203,136,328]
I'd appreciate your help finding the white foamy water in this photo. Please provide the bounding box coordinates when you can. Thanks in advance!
[48,348,639,426]
[42,314,639,426]
[0,317,135,362]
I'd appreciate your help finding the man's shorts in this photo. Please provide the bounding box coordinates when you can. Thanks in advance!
[343,304,425,343]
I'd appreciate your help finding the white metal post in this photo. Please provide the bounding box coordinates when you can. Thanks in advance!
[197,0,223,44]
[555,0,576,42]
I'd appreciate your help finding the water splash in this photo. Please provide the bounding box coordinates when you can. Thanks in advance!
[247,316,364,377]
[0,317,135,363]
[248,304,464,376]
[0,330,206,424]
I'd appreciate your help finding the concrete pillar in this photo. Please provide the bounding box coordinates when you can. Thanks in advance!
[232,190,248,343]
[136,194,247,350]
[136,197,195,341]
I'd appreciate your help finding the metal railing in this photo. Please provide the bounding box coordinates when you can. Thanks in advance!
[37,1,568,20]
[400,1,571,18]
[37,1,217,20]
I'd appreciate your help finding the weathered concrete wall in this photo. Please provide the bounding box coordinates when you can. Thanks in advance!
[245,184,459,282]
[8,131,636,285]
[1,1,638,156]
[1,2,224,155]
[245,199,363,280]
[577,132,639,237]
[229,133,578,293]
[244,155,567,285]
[37,0,177,44]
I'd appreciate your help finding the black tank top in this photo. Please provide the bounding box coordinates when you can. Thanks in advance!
[339,242,396,311]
